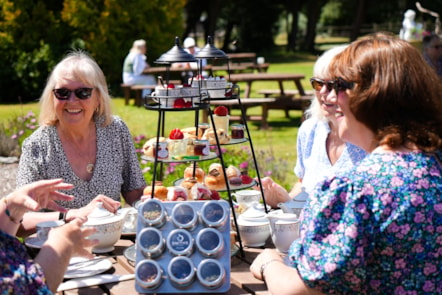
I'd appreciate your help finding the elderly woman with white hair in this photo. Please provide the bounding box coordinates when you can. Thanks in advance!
[17,51,146,236]
[258,45,366,208]
[122,39,156,96]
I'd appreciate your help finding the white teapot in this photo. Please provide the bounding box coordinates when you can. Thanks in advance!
[83,202,129,253]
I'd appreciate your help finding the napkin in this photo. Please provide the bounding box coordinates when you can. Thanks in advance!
[57,274,135,292]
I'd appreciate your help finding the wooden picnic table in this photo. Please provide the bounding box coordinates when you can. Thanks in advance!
[52,238,274,295]
[228,72,306,98]
[228,73,312,120]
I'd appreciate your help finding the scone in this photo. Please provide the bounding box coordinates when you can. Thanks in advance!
[143,181,168,200]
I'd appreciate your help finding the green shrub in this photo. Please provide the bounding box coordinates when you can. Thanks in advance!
[0,111,38,157]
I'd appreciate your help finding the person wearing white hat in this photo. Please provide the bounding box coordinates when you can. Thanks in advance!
[172,37,207,80]
[122,39,156,97]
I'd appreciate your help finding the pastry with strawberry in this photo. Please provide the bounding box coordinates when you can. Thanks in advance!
[211,106,230,135]
[168,128,187,157]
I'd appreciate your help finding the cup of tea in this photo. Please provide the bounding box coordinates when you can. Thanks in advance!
[36,220,65,241]
[232,190,261,209]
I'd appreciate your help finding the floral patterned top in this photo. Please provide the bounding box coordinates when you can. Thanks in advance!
[289,150,442,294]
[16,116,146,208]
[0,231,52,294]
[295,118,367,195]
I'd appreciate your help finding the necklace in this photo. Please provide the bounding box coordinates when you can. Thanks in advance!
[86,163,95,174]
[60,126,96,175]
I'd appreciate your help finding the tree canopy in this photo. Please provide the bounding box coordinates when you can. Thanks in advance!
[0,0,440,102]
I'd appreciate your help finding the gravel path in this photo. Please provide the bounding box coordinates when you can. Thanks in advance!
[0,161,18,197]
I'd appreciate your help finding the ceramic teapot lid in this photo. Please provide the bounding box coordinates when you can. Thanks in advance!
[239,203,268,224]
[293,188,308,202]
[85,202,121,225]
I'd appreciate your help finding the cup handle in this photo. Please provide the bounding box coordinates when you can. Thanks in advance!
[37,229,45,241]
[151,92,159,103]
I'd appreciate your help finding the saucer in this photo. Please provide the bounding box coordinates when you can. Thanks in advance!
[24,236,45,249]
[64,257,113,279]
[124,245,136,262]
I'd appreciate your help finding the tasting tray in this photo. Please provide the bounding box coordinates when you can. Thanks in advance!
[135,199,231,293]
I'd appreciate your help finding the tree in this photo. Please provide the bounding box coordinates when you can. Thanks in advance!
[0,0,186,102]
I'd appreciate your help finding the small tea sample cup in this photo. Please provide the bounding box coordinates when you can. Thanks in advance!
[196,228,224,258]
[168,256,196,288]
[135,259,163,289]
[197,259,226,289]
[140,199,167,228]
[138,227,165,258]
[200,201,228,228]
[171,203,198,230]
[36,220,65,241]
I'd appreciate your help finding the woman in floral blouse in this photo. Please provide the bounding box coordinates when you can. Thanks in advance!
[250,33,442,294]
[1,179,97,293]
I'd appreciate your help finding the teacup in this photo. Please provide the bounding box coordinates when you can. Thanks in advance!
[152,92,176,107]
[232,190,261,210]
[36,220,65,241]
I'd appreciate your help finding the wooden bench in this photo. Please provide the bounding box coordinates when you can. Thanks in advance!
[201,97,276,129]
[120,84,133,106]
[130,85,157,107]
[257,89,314,117]
[258,89,314,97]
[226,52,270,73]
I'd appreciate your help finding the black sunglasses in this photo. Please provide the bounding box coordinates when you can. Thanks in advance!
[310,77,335,92]
[52,88,94,100]
[334,77,354,94]
[432,45,442,49]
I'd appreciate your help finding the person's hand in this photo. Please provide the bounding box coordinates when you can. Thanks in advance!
[250,248,284,281]
[65,195,121,221]
[5,179,74,217]
[254,177,291,208]
[47,216,98,258]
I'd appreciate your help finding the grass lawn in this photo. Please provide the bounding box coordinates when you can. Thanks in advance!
[0,54,318,190]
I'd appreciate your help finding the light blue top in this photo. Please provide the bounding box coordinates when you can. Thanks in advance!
[294,118,367,196]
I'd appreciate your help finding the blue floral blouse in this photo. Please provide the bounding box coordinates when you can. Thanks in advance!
[0,231,52,294]
[289,151,442,294]
[295,118,366,196]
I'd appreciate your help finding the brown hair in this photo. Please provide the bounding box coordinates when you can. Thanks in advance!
[331,33,442,152]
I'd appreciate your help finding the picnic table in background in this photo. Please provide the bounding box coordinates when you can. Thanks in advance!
[227,72,312,124]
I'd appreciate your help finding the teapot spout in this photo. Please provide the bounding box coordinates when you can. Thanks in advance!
[277,201,293,213]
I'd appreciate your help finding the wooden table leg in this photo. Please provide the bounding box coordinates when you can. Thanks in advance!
[244,82,252,98]
[261,103,269,130]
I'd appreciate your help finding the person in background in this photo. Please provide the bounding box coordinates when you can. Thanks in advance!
[1,179,97,293]
[16,51,146,236]
[257,45,366,208]
[122,39,156,97]
[250,33,442,294]
[172,37,208,81]
[422,33,442,77]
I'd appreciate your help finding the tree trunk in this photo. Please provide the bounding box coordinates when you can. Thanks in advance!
[350,0,366,41]
[303,0,324,52]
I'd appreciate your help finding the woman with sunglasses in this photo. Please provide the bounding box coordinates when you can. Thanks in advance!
[258,46,366,208]
[250,34,442,294]
[16,51,146,236]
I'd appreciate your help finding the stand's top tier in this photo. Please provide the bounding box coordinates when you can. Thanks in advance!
[155,36,197,64]
[195,36,228,59]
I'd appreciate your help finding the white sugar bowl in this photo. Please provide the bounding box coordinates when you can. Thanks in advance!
[237,205,270,247]
[83,202,126,253]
